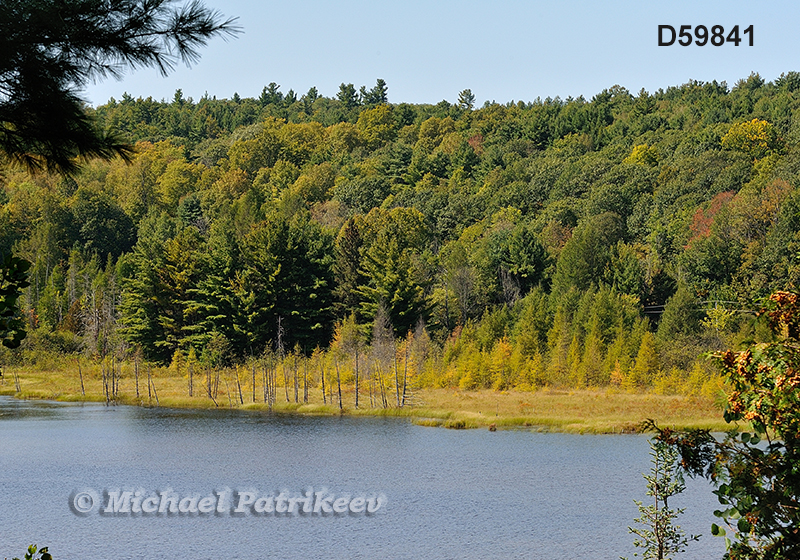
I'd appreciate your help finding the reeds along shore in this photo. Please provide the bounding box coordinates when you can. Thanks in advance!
[0,355,728,434]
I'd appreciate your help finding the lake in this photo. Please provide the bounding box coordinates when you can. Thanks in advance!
[0,397,725,559]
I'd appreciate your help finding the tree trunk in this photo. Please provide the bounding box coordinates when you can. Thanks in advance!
[102,360,109,406]
[236,368,244,404]
[335,357,343,411]
[283,360,290,402]
[379,368,388,408]
[354,348,359,409]
[262,361,268,405]
[224,372,233,408]
[368,363,374,408]
[321,360,327,405]
[147,365,152,404]
[401,340,409,407]
[293,354,299,404]
[150,374,159,406]
[394,350,400,407]
[303,357,308,404]
[79,357,86,397]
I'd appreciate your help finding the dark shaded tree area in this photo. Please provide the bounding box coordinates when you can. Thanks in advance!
[0,0,238,353]
[4,72,800,387]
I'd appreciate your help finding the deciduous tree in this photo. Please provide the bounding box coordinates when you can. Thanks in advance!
[657,290,800,560]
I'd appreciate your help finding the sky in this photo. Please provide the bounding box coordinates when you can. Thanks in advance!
[81,0,800,108]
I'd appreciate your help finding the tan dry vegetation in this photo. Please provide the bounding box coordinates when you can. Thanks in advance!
[0,364,728,433]
[411,387,728,433]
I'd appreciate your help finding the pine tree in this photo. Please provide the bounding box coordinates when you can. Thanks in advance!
[0,0,239,174]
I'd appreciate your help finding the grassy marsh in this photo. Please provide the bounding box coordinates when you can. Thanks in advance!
[0,364,729,433]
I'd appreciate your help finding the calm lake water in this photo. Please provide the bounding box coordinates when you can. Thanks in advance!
[0,397,725,560]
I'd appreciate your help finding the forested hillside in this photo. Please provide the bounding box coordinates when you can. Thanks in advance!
[3,73,800,395]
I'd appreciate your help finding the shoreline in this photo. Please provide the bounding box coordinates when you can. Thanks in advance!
[0,368,731,433]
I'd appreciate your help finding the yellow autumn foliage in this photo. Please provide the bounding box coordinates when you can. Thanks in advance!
[721,118,783,159]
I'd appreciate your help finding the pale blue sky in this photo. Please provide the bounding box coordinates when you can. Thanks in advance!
[81,0,800,107]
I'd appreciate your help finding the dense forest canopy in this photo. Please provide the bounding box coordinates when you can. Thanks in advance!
[3,72,800,392]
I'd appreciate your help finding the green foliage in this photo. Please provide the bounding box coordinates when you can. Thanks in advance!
[7,70,800,392]
[333,217,367,316]
[625,144,660,167]
[722,119,784,160]
[512,288,550,357]
[334,175,391,213]
[13,544,52,560]
[361,79,389,106]
[337,83,359,110]
[119,213,191,362]
[625,433,698,560]
[71,188,136,258]
[0,252,31,348]
[657,284,702,340]
[358,208,431,336]
[458,89,476,111]
[551,212,625,298]
[656,290,800,560]
[0,0,238,361]
[0,0,238,174]
[357,105,397,150]
[246,211,335,351]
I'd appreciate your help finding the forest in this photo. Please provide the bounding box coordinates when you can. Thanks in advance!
[3,72,800,399]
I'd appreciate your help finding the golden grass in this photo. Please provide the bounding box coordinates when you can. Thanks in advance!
[0,364,730,434]
[415,387,731,433]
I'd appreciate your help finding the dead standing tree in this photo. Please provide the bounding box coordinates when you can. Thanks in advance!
[403,319,431,407]
[262,348,277,410]
[371,304,394,409]
[292,344,300,404]
[201,331,230,407]
[276,317,289,403]
[335,313,363,409]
